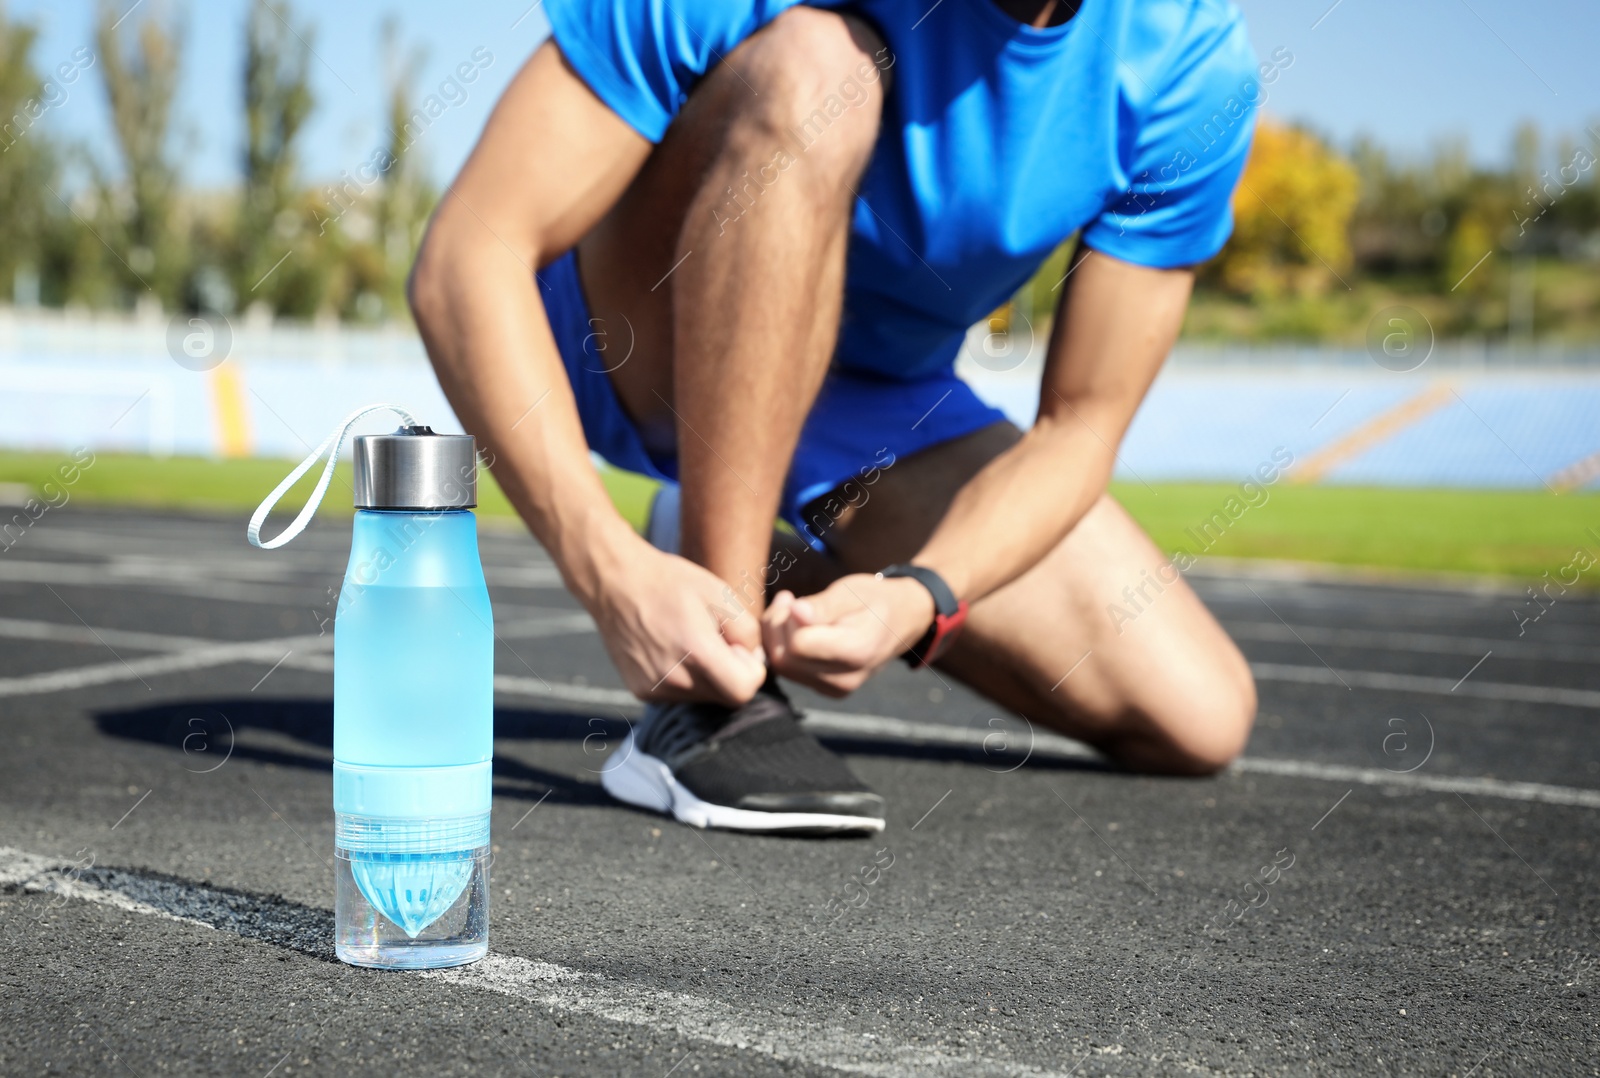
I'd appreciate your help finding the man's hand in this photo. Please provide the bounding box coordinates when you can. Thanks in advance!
[591,539,768,706]
[759,252,1192,703]
[761,575,935,696]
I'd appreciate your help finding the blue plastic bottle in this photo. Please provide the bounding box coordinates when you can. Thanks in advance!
[333,506,493,968]
[246,408,493,969]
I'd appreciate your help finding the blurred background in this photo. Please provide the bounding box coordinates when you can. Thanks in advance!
[0,0,1596,582]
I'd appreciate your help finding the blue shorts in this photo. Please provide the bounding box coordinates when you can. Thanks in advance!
[542,251,1009,550]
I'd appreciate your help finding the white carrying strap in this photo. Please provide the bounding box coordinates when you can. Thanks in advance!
[247,403,417,550]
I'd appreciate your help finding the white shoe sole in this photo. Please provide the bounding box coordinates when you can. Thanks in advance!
[599,731,885,834]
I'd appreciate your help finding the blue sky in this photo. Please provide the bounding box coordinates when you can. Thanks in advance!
[12,0,1599,190]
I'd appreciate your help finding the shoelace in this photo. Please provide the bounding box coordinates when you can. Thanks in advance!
[709,687,797,744]
[644,683,797,761]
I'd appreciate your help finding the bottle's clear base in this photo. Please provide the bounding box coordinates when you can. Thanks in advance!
[334,843,489,970]
[335,937,489,970]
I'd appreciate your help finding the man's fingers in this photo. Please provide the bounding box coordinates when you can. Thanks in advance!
[790,579,866,626]
[634,661,698,702]
[631,635,764,707]
[773,649,862,678]
[761,593,794,664]
[714,600,762,651]
[686,639,767,706]
[785,623,877,667]
[764,591,796,627]
[729,642,766,671]
[769,653,865,698]
[767,612,870,686]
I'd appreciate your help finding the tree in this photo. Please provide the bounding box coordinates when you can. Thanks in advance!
[232,0,321,317]
[364,18,438,320]
[1204,119,1359,300]
[94,0,184,308]
[1346,136,1471,279]
[0,9,59,304]
[1442,211,1499,301]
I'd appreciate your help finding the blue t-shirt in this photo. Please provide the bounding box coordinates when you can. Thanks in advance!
[547,0,1259,381]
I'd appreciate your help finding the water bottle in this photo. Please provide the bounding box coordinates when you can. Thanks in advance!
[247,405,493,969]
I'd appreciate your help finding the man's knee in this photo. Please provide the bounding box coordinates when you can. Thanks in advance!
[721,8,889,182]
[1176,675,1255,775]
[1144,660,1257,776]
[1061,653,1255,777]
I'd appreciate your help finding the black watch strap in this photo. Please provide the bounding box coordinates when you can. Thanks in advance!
[877,563,968,668]
[879,563,959,617]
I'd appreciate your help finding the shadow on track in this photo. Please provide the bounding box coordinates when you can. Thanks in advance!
[94,697,1107,810]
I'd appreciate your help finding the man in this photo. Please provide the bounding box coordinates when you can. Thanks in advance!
[409,0,1261,835]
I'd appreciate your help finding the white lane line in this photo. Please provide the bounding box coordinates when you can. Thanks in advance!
[0,614,598,696]
[492,673,640,707]
[0,611,593,653]
[807,712,1600,811]
[0,634,328,698]
[1250,661,1600,709]
[0,846,323,948]
[0,557,566,607]
[429,952,1070,1076]
[1451,650,1494,691]
[25,626,1590,712]
[805,711,1600,810]
[0,616,218,653]
[287,654,333,673]
[6,623,1599,811]
[42,582,153,694]
[482,564,566,589]
[34,528,354,572]
[41,603,1588,673]
[0,847,1071,1078]
[250,650,295,692]
[487,679,1600,811]
[1245,583,1352,690]
[0,556,306,585]
[1223,620,1600,666]
[806,709,1100,760]
[0,559,331,606]
[493,611,598,640]
[1240,758,1600,810]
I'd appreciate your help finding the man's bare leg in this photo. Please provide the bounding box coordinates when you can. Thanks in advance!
[808,422,1257,775]
[577,9,888,634]
[571,12,897,831]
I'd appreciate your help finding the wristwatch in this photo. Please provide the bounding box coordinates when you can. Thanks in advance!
[876,563,968,669]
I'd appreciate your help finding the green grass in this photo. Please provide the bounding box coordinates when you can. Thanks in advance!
[3,450,1595,584]
[1110,481,1600,583]
[0,450,660,534]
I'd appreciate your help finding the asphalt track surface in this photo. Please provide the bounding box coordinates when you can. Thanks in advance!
[1,507,1596,1077]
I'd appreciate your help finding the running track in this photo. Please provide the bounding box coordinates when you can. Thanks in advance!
[1,509,1595,1076]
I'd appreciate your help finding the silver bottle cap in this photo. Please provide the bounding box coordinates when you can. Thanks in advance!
[352,426,477,510]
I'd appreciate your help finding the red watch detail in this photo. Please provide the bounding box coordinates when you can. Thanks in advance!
[878,563,966,669]
[911,599,968,669]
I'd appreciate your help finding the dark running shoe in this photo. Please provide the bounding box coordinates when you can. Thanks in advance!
[600,678,885,834]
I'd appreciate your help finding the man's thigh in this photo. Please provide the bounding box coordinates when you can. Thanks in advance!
[573,8,888,454]
[815,421,1256,774]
